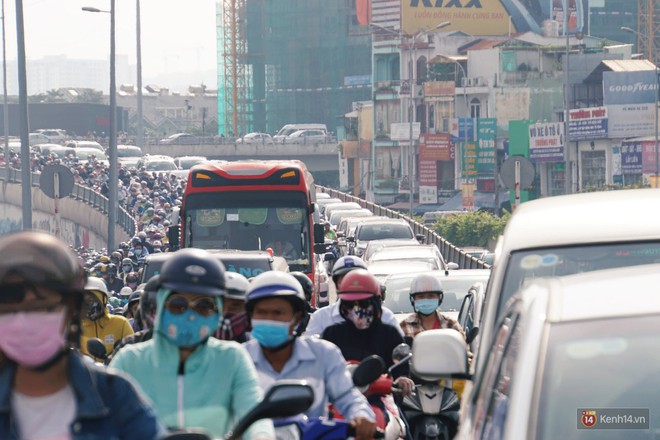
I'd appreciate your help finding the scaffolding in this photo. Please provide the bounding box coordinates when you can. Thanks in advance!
[220,0,250,136]
[245,0,372,134]
[638,0,660,64]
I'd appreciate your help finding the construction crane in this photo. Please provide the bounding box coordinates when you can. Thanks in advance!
[221,0,249,137]
[637,0,660,64]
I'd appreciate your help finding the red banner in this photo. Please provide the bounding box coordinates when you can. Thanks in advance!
[419,134,454,161]
[356,0,371,26]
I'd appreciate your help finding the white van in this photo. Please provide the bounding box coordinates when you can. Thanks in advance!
[273,124,328,143]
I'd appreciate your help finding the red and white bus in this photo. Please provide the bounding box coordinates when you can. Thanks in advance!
[174,160,325,300]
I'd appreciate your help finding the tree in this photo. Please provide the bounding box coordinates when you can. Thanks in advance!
[72,89,103,104]
[433,210,510,248]
[44,89,65,103]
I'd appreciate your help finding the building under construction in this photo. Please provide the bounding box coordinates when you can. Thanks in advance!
[218,0,372,136]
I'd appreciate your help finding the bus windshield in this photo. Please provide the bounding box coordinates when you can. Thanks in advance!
[183,191,311,272]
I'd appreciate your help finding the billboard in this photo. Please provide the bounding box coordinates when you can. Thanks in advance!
[391,122,421,141]
[423,81,455,97]
[621,140,643,174]
[528,121,564,162]
[477,118,497,175]
[568,106,608,141]
[603,71,658,105]
[402,0,586,37]
[419,134,454,161]
[552,0,585,34]
[419,159,438,204]
[607,104,655,139]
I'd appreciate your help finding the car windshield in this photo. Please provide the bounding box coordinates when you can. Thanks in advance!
[499,242,660,319]
[357,223,413,241]
[383,273,490,314]
[118,148,142,157]
[536,315,660,439]
[178,158,205,169]
[145,160,177,171]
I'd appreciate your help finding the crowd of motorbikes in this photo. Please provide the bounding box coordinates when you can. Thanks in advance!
[88,332,459,440]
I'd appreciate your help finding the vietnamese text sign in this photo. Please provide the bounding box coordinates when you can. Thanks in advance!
[528,122,564,162]
[642,141,659,174]
[391,122,421,141]
[477,118,497,175]
[464,143,478,177]
[607,104,655,138]
[603,71,658,105]
[423,81,455,97]
[569,106,608,140]
[419,186,438,204]
[418,159,437,187]
[451,118,476,142]
[621,140,643,174]
[419,134,454,161]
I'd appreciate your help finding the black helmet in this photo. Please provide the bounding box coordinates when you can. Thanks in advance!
[290,271,313,301]
[130,237,142,247]
[0,231,85,292]
[140,275,160,328]
[159,248,226,296]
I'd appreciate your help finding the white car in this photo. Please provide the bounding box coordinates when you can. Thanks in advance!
[382,269,491,322]
[174,156,206,170]
[137,155,179,172]
[237,133,274,144]
[369,244,449,271]
[475,188,660,378]
[72,147,108,165]
[38,129,68,143]
[159,133,198,145]
[433,263,660,440]
[285,129,327,144]
[66,140,104,152]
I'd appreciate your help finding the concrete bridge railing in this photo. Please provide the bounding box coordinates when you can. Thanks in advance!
[0,166,135,248]
[316,185,491,270]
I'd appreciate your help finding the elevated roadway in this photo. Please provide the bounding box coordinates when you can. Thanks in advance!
[143,142,339,172]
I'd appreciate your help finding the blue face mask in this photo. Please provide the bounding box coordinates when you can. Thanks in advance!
[251,319,292,348]
[414,298,440,316]
[160,309,219,348]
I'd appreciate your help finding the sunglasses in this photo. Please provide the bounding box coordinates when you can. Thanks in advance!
[342,299,372,309]
[0,282,63,305]
[165,295,218,317]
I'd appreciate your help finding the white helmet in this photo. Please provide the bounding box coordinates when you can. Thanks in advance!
[224,272,249,301]
[84,276,109,297]
[409,274,444,305]
[119,286,133,298]
[331,256,367,284]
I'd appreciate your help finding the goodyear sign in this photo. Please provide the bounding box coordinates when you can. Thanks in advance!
[402,0,585,37]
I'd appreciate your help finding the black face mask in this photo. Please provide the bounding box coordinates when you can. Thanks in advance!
[86,300,104,321]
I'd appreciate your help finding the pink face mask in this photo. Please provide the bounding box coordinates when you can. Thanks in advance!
[0,310,67,368]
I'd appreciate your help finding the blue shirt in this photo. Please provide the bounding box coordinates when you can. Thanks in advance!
[0,351,164,440]
[245,336,375,422]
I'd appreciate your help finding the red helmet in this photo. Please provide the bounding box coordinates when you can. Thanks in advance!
[338,269,381,301]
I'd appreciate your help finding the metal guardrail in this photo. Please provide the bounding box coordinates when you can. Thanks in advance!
[0,166,136,237]
[316,185,491,270]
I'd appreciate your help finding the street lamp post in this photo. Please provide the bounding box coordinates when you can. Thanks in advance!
[83,3,117,251]
[622,26,659,188]
[136,0,144,150]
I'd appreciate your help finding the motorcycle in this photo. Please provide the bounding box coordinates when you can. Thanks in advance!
[394,344,460,440]
[164,380,315,440]
[334,354,411,440]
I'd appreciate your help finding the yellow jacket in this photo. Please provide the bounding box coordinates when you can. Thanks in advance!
[81,290,134,360]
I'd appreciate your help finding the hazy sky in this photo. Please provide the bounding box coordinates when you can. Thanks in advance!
[3,0,217,85]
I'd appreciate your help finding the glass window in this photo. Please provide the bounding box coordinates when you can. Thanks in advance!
[537,316,660,440]
[473,313,519,438]
[498,242,660,320]
[470,98,481,119]
[581,150,606,189]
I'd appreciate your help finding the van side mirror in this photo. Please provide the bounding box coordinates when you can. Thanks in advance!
[167,225,180,251]
[313,224,325,244]
[346,236,355,243]
[466,327,479,344]
[415,234,425,243]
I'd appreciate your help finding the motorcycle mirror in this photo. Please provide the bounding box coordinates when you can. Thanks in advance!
[352,355,386,387]
[324,252,335,262]
[86,338,108,360]
[466,327,479,344]
[227,381,314,440]
[392,343,411,363]
[161,429,212,440]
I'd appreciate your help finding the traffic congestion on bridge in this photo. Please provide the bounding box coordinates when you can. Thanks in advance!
[0,0,658,439]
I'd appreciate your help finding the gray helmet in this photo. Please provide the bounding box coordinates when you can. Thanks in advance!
[0,231,85,292]
[409,273,444,306]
